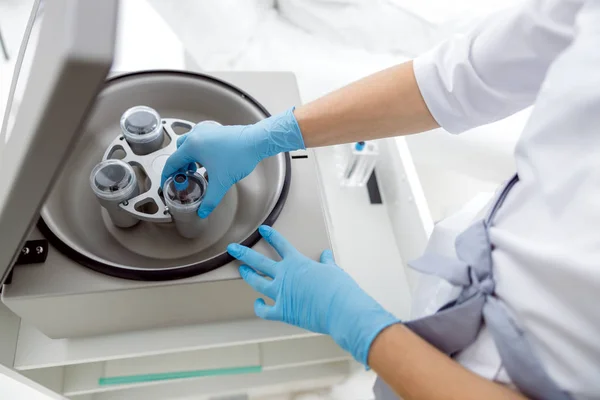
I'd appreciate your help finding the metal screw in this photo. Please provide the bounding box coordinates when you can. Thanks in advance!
[36,246,44,255]
[22,247,30,255]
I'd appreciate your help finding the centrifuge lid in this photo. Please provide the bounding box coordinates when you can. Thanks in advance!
[0,0,117,284]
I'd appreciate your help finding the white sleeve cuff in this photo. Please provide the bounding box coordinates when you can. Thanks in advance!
[413,49,473,134]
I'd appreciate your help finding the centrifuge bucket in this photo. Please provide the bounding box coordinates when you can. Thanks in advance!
[39,71,290,281]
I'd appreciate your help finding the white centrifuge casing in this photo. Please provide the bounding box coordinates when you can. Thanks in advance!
[0,0,331,338]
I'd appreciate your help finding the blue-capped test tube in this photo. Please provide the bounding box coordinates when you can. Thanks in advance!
[339,141,379,187]
[163,171,208,238]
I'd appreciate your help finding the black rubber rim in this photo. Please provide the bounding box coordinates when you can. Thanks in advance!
[37,70,292,281]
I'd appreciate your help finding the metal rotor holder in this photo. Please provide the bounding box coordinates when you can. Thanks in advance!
[37,71,290,281]
[102,118,211,224]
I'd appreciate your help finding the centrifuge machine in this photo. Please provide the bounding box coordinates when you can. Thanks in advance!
[0,0,331,338]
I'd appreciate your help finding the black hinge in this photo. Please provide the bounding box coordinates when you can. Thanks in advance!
[2,240,48,288]
[15,239,49,265]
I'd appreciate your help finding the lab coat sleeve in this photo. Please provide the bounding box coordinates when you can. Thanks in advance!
[413,0,583,134]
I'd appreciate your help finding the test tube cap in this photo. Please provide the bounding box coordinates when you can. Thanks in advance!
[90,160,138,200]
[120,106,163,144]
[163,171,207,213]
[173,173,189,191]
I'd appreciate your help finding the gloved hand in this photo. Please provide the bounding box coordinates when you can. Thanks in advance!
[161,108,305,218]
[227,225,399,365]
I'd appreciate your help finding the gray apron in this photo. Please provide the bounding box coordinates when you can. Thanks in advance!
[374,175,572,400]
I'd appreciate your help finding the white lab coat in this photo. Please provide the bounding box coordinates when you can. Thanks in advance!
[412,0,600,398]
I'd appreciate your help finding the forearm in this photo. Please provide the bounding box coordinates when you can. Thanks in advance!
[369,324,527,400]
[294,61,438,147]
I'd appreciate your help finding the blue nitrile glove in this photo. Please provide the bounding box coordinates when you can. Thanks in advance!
[227,225,400,365]
[161,108,305,218]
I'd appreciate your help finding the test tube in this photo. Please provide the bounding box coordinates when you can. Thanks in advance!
[90,160,140,228]
[120,106,164,155]
[339,141,379,187]
[163,171,208,239]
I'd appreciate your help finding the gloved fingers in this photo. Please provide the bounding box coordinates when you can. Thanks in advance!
[258,225,297,258]
[161,146,196,187]
[228,244,277,277]
[197,180,228,219]
[174,164,197,176]
[319,249,336,265]
[176,134,189,148]
[254,298,278,321]
[239,265,276,299]
[186,162,198,172]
